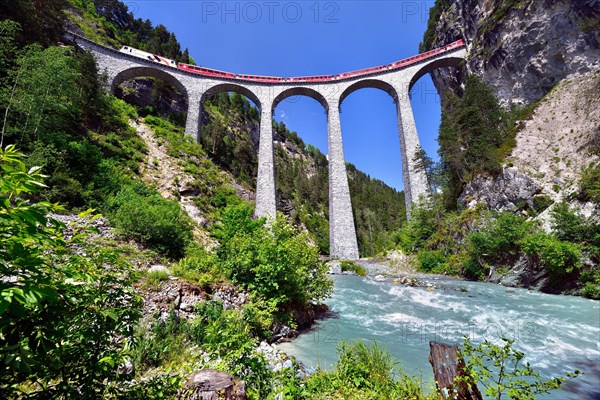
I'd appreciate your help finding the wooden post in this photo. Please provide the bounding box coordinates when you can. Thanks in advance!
[428,341,483,400]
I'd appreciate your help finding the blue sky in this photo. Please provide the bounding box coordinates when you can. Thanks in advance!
[131,0,442,191]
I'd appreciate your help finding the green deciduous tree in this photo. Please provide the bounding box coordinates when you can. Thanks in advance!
[215,204,333,310]
[1,45,83,146]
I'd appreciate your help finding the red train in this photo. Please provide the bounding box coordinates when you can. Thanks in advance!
[125,40,465,83]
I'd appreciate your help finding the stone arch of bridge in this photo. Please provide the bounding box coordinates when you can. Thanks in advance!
[111,66,189,103]
[272,87,329,112]
[200,83,261,111]
[407,56,464,92]
[339,79,398,106]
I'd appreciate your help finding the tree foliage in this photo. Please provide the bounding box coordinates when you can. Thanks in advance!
[0,145,143,398]
[107,183,194,259]
[215,204,333,310]
[438,75,510,208]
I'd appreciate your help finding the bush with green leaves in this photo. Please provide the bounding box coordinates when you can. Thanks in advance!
[578,163,600,204]
[417,249,448,272]
[171,245,223,287]
[133,301,273,399]
[464,212,533,279]
[580,268,600,299]
[457,337,580,400]
[108,183,193,259]
[0,145,145,398]
[214,204,333,310]
[520,233,581,275]
[394,201,438,252]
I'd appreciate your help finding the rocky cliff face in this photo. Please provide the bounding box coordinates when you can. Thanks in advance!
[116,77,188,118]
[458,71,600,216]
[427,0,600,106]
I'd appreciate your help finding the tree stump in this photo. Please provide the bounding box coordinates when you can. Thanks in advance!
[428,341,482,400]
[183,369,246,400]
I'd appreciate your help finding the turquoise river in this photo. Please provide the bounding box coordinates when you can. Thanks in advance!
[279,275,600,399]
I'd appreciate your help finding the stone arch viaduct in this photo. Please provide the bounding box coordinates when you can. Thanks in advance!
[65,33,466,260]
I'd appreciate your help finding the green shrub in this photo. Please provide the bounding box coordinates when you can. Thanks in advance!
[465,212,533,279]
[551,202,584,241]
[303,341,433,399]
[579,163,600,204]
[394,202,438,252]
[172,246,222,286]
[521,233,581,274]
[216,204,333,310]
[145,268,169,290]
[580,282,600,300]
[340,260,367,276]
[133,310,190,370]
[417,249,447,272]
[579,266,600,299]
[108,184,193,259]
[0,146,143,397]
[189,300,272,397]
[532,195,553,214]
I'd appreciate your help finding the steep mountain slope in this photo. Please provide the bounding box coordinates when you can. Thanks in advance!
[460,71,600,212]
[411,0,600,296]
[422,0,600,106]
[420,0,600,212]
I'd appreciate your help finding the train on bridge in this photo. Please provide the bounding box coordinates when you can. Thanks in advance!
[119,39,465,83]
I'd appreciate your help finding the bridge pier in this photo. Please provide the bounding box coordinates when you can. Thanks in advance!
[255,100,277,221]
[396,88,431,217]
[328,101,359,260]
[185,95,202,139]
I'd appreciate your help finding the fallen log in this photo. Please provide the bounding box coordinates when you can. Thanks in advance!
[428,341,483,400]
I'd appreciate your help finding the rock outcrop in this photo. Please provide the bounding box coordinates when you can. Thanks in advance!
[426,0,600,106]
[184,370,246,400]
[116,77,188,117]
[459,167,541,211]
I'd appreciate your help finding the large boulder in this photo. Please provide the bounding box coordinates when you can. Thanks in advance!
[183,370,246,400]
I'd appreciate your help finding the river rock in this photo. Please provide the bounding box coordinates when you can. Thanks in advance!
[184,369,246,400]
[212,284,249,310]
[269,323,299,344]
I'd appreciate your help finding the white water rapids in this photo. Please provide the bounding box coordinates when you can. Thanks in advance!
[280,275,600,399]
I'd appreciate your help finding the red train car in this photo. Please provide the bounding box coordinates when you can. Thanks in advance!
[175,39,465,84]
